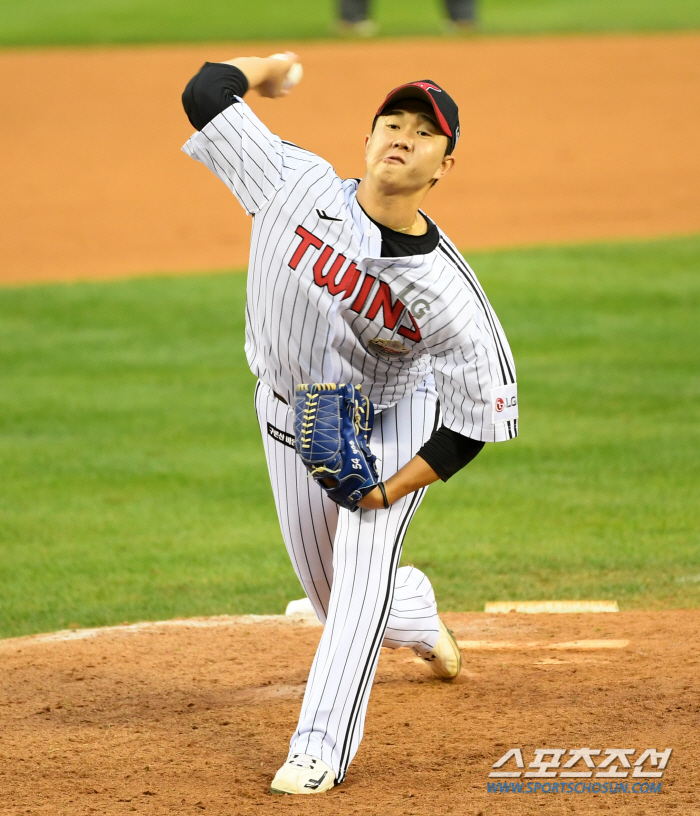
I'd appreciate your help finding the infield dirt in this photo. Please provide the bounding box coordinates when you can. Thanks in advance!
[1,610,698,814]
[1,32,699,284]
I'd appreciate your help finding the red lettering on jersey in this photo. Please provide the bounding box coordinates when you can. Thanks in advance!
[314,249,361,299]
[398,312,422,342]
[288,226,323,270]
[289,228,419,343]
[365,281,405,330]
[312,245,334,281]
[338,262,361,300]
[314,249,346,290]
[350,274,376,314]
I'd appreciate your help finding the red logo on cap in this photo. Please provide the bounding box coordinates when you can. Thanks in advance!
[495,397,504,413]
[377,81,453,139]
[412,82,441,94]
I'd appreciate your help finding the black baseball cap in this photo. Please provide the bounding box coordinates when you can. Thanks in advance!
[374,80,460,153]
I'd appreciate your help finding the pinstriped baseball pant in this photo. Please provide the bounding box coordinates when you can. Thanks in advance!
[254,378,442,781]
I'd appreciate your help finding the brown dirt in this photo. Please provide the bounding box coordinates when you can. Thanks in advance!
[1,610,698,815]
[1,33,699,285]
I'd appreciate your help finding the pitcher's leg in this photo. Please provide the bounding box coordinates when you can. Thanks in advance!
[290,489,427,780]
[383,565,440,655]
[288,381,440,780]
[254,381,337,622]
[379,381,441,653]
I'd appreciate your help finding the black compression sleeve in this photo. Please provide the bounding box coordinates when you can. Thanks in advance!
[417,426,485,482]
[182,62,249,131]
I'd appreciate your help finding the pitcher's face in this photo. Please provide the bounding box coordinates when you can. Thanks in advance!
[365,99,454,194]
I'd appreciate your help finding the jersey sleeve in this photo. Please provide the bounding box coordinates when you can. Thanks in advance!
[181,99,285,215]
[400,246,518,443]
[428,308,518,443]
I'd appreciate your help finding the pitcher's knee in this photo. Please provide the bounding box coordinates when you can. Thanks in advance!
[394,565,437,607]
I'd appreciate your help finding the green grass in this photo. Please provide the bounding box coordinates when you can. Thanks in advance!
[0,0,698,47]
[410,236,700,612]
[1,235,699,638]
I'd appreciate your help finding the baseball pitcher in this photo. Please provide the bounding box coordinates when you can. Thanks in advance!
[181,52,518,794]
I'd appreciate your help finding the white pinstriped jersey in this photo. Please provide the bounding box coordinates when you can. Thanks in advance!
[183,98,518,442]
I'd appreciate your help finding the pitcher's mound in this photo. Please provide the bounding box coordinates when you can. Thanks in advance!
[1,610,697,814]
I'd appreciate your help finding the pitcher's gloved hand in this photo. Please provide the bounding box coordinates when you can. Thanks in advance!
[294,383,379,512]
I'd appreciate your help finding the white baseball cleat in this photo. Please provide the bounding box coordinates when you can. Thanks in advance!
[421,617,462,680]
[270,754,336,794]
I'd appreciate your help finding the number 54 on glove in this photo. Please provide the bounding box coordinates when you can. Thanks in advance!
[294,383,379,512]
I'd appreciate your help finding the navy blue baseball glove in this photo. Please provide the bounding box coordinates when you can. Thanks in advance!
[294,383,379,512]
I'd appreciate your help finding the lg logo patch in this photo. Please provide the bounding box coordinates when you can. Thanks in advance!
[495,395,516,413]
[491,385,519,424]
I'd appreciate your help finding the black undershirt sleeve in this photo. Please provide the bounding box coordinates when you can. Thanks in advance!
[417,426,485,482]
[182,62,249,131]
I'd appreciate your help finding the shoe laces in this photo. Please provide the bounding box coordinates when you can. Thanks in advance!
[288,754,320,770]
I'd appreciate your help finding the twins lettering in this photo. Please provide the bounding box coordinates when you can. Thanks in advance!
[289,226,421,342]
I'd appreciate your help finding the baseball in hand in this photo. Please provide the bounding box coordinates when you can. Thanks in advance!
[270,53,304,89]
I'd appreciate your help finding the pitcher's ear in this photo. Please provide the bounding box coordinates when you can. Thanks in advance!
[437,154,456,179]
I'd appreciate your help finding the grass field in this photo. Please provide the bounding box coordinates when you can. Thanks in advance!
[1,236,699,639]
[1,0,699,47]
